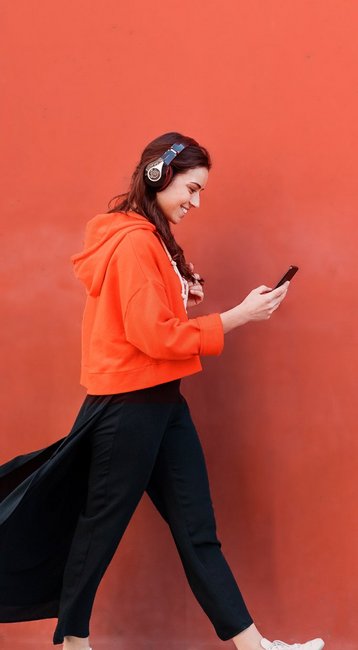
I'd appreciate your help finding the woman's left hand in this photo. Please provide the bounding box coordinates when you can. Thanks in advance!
[187,262,204,308]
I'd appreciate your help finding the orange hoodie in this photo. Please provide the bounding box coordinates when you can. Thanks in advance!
[71,211,224,394]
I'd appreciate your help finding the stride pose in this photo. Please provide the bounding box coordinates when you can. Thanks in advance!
[0,132,324,650]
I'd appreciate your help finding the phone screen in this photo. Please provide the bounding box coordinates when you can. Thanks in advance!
[272,265,299,290]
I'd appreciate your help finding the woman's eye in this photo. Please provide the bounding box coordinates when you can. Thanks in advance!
[188,187,195,194]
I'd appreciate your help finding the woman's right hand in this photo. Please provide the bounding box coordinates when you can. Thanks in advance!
[238,281,290,322]
[220,281,290,333]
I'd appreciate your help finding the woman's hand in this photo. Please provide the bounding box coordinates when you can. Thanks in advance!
[220,282,290,334]
[238,282,290,321]
[187,262,204,308]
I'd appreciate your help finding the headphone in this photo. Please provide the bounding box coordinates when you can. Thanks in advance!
[144,142,188,191]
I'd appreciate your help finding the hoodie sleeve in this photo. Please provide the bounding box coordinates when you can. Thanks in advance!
[123,279,224,360]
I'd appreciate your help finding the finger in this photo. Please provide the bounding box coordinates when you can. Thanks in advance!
[272,293,287,309]
[270,283,288,298]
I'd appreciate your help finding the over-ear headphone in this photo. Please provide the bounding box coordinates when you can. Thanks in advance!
[144,142,188,191]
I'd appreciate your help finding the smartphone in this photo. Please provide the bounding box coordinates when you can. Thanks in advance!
[270,265,299,291]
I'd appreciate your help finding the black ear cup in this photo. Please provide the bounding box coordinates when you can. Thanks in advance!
[144,161,173,190]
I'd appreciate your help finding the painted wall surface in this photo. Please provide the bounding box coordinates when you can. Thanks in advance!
[1,1,357,648]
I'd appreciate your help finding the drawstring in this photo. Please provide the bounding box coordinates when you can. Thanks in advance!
[157,237,189,310]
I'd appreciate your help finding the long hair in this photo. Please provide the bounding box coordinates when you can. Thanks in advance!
[107,132,211,285]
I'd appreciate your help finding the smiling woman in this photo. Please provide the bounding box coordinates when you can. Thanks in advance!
[0,131,322,650]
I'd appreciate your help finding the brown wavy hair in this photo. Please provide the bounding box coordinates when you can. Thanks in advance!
[107,132,212,285]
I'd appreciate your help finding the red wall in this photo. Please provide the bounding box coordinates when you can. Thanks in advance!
[1,1,357,648]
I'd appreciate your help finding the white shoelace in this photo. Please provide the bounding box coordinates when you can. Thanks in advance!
[262,639,305,649]
[270,642,313,649]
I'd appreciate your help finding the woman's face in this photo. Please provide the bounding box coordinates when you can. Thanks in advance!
[155,166,208,226]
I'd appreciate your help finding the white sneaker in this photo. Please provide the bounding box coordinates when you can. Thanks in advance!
[260,637,325,650]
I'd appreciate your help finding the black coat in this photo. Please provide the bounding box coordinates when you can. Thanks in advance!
[0,394,112,623]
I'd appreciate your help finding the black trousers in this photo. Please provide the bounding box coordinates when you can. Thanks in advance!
[53,379,253,644]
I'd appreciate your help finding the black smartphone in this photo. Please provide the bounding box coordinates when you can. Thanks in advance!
[270,265,299,291]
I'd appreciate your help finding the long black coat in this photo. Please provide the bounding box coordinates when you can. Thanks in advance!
[0,394,112,623]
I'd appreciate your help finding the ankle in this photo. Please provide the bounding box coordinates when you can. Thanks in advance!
[63,635,90,649]
[233,640,262,650]
[232,623,263,650]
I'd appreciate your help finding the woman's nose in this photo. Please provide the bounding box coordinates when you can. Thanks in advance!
[190,193,200,208]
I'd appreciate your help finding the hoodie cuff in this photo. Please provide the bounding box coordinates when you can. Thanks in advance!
[195,313,224,356]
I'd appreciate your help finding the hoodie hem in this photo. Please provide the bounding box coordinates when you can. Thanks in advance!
[82,357,203,395]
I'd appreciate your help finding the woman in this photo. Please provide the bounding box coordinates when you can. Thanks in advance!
[0,132,324,650]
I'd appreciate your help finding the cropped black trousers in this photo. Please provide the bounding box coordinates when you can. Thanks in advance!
[53,379,253,644]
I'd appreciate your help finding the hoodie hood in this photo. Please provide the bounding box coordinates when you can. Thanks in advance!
[71,211,156,296]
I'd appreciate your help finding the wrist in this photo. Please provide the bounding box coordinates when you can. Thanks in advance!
[220,304,250,334]
[234,303,250,326]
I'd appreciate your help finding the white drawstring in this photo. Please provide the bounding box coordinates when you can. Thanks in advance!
[158,237,189,310]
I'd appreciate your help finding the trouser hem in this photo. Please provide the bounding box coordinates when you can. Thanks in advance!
[53,624,90,645]
[216,616,254,641]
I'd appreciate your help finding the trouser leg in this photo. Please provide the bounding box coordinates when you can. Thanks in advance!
[53,390,177,645]
[146,394,254,641]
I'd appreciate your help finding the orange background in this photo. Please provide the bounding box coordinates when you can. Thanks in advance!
[1,1,357,649]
